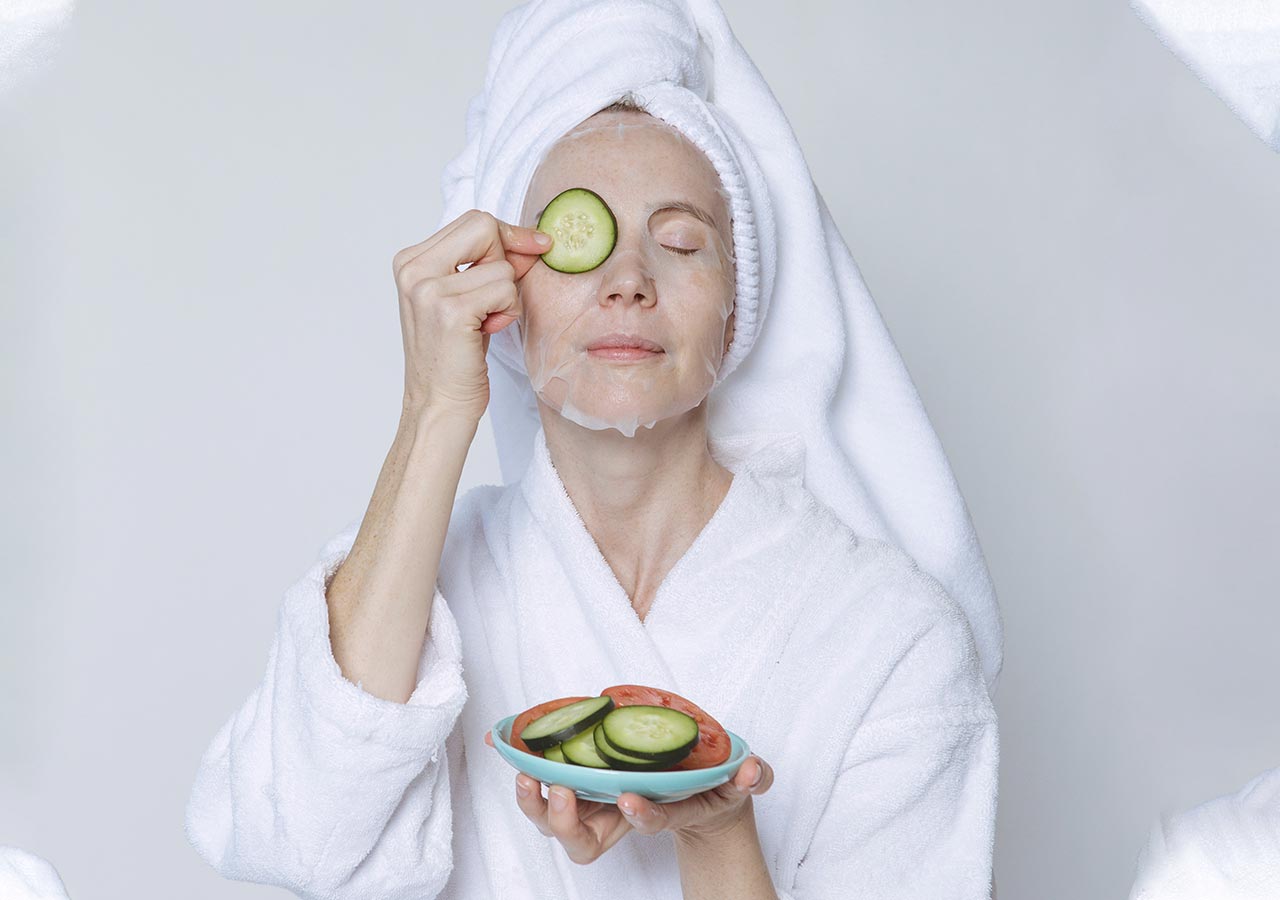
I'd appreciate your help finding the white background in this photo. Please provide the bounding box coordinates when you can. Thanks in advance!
[3,1,1278,897]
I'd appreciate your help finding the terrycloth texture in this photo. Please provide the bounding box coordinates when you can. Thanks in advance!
[1129,766,1280,900]
[1131,0,1280,150]
[442,0,1005,693]
[184,534,470,897]
[185,426,999,898]
[0,846,71,900]
[0,0,75,98]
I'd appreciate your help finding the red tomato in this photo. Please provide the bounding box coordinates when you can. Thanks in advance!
[509,695,592,757]
[599,684,732,770]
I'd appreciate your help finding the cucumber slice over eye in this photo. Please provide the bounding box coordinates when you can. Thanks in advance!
[535,187,617,274]
[599,705,700,761]
[519,695,615,751]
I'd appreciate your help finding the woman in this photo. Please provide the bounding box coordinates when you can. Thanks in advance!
[185,1,1002,897]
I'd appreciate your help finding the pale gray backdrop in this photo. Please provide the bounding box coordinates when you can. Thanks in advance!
[3,1,1278,898]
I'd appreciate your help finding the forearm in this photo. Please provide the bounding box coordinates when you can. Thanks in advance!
[325,404,478,704]
[675,802,779,900]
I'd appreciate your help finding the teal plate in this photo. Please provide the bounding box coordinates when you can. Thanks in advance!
[490,714,750,804]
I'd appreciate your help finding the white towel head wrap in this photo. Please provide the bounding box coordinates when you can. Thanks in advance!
[436,0,1005,692]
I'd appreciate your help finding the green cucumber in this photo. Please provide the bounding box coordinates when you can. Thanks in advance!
[593,723,686,771]
[536,187,617,274]
[543,743,566,763]
[598,705,700,761]
[520,696,615,751]
[559,723,613,768]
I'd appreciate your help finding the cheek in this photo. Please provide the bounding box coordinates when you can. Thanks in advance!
[519,285,583,354]
[684,277,735,333]
[668,295,733,371]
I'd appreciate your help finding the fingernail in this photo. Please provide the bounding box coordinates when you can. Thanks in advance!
[517,779,531,798]
[534,231,552,246]
[550,788,567,811]
[619,801,636,816]
[750,761,763,787]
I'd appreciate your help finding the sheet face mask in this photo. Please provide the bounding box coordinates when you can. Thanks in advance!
[512,118,736,437]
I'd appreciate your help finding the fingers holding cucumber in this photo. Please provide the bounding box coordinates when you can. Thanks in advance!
[392,209,554,421]
[393,208,551,282]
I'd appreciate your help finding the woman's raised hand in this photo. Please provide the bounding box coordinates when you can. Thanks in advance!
[392,209,552,423]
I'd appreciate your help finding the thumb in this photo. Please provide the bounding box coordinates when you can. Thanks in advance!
[498,221,552,282]
[480,311,518,335]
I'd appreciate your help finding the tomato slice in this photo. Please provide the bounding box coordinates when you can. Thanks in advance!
[599,684,732,770]
[509,695,592,757]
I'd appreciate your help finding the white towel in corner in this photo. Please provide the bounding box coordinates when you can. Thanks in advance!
[0,0,75,98]
[1130,0,1280,150]
[1129,766,1280,900]
[0,846,72,900]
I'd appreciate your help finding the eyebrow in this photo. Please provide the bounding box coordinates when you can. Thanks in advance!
[650,200,719,230]
[533,198,720,230]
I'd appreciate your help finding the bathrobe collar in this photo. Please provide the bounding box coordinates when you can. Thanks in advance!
[516,423,807,639]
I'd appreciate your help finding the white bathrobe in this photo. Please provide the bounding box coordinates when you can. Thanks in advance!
[185,425,999,899]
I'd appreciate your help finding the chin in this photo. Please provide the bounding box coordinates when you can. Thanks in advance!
[579,391,709,425]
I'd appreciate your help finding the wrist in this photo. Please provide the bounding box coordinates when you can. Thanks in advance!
[674,798,756,847]
[674,801,778,900]
[401,399,482,435]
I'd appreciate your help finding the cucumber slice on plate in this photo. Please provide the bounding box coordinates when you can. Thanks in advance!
[559,723,613,768]
[520,695,614,751]
[593,723,685,771]
[599,705,700,761]
[543,743,566,763]
[536,187,617,274]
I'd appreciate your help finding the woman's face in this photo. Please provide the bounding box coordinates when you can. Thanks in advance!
[516,109,737,437]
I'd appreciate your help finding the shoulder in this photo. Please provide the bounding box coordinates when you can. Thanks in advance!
[317,481,511,573]
[778,483,968,634]
[436,481,517,570]
[776,485,990,718]
[447,482,507,534]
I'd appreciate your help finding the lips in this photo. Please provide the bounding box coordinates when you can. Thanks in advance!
[585,333,665,352]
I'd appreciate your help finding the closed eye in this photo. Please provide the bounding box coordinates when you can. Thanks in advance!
[662,246,699,256]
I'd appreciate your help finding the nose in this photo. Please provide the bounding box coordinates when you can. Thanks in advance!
[597,249,656,309]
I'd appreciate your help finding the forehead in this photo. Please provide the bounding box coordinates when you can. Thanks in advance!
[528,112,730,232]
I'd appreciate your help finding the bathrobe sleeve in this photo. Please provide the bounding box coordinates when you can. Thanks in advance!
[184,518,469,900]
[779,574,1000,900]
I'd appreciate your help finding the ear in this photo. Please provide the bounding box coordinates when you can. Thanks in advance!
[722,306,736,357]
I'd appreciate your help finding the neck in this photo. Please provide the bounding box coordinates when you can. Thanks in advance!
[538,402,734,617]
